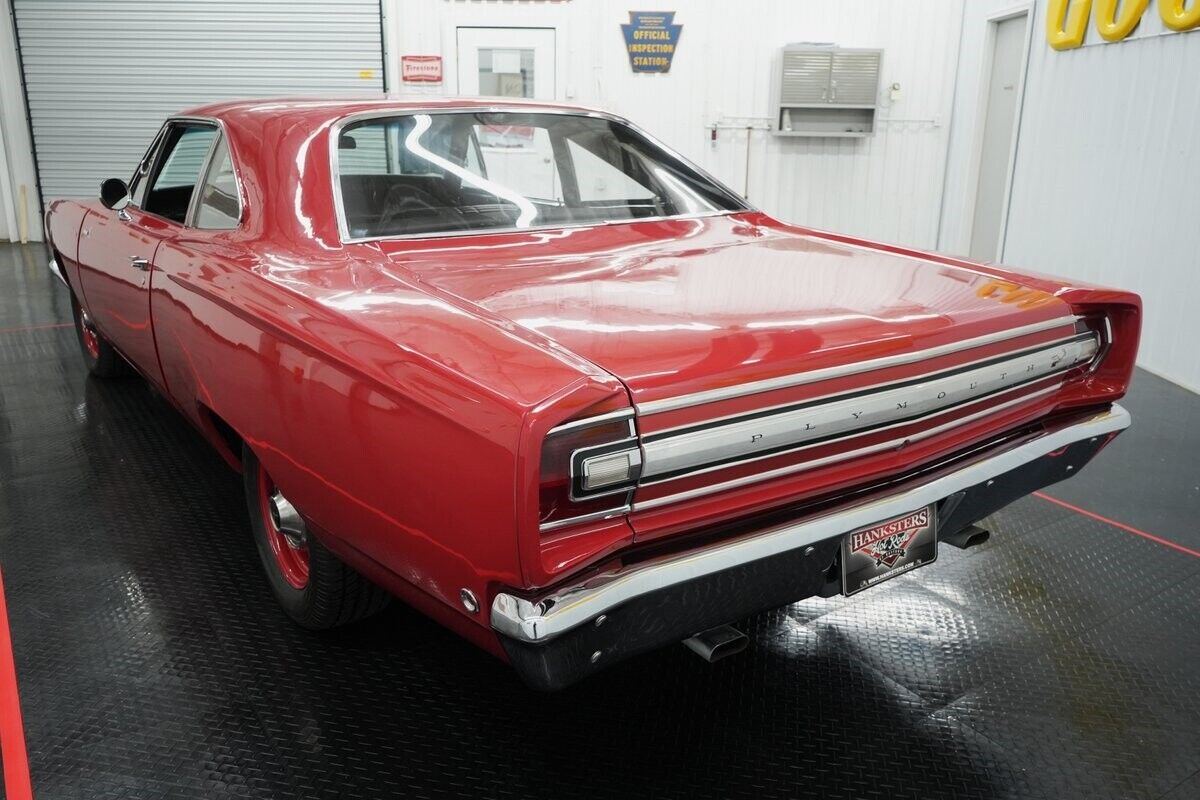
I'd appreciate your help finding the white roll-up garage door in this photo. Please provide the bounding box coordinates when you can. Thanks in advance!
[13,0,385,200]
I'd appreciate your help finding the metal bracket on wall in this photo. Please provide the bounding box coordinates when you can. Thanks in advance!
[709,117,771,200]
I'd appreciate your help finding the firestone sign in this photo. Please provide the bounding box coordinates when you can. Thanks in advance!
[621,11,683,73]
[401,55,443,83]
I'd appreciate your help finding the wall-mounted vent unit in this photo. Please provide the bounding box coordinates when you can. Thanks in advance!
[771,46,882,137]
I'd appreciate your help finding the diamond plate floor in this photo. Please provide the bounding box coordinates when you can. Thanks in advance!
[1,243,1198,799]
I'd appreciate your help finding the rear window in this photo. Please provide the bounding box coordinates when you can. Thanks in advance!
[334,111,746,239]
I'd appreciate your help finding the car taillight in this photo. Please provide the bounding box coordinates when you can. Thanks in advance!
[1074,314,1110,371]
[1059,301,1140,408]
[539,409,642,531]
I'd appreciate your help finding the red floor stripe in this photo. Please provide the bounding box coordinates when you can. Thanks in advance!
[1034,491,1200,559]
[0,322,72,335]
[0,567,33,800]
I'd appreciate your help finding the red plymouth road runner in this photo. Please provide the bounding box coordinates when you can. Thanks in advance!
[45,98,1140,689]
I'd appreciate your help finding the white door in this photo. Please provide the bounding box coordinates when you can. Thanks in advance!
[969,13,1027,262]
[456,28,556,100]
[456,28,559,200]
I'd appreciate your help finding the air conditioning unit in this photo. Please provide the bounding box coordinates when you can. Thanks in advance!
[770,45,882,137]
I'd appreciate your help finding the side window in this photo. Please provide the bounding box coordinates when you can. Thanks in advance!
[195,136,241,229]
[143,124,217,223]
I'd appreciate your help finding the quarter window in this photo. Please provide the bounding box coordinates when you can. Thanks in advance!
[143,124,217,223]
[195,136,241,229]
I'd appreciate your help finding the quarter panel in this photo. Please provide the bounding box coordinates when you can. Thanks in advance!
[149,233,615,624]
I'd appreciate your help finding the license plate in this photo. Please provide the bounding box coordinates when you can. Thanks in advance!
[841,506,937,596]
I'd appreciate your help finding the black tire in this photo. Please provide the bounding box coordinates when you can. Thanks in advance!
[71,293,130,378]
[242,443,389,629]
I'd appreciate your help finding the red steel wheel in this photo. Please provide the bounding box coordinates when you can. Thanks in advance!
[257,469,310,590]
[70,293,129,378]
[242,444,388,629]
[79,311,101,359]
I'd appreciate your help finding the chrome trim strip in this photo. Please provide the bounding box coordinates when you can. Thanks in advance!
[328,106,751,245]
[47,257,67,287]
[634,382,1060,511]
[493,404,1131,643]
[644,331,1087,439]
[635,315,1081,416]
[538,503,633,534]
[639,335,1097,481]
[546,408,635,437]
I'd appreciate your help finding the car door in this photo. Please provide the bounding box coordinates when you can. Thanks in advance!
[77,120,219,387]
[150,129,246,432]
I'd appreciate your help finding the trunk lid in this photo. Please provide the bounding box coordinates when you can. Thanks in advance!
[377,213,1073,409]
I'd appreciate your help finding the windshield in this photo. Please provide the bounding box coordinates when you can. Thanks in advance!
[334,111,748,239]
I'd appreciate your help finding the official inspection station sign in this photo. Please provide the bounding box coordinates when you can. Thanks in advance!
[621,11,682,73]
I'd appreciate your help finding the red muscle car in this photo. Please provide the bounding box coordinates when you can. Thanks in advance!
[45,98,1140,689]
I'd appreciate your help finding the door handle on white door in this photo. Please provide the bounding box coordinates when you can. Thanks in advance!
[129,257,151,272]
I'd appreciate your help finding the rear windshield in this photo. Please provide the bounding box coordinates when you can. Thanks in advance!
[334,111,747,239]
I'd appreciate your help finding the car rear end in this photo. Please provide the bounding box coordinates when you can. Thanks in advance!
[494,291,1140,690]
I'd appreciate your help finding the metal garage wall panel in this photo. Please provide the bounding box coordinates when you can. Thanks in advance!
[13,0,384,199]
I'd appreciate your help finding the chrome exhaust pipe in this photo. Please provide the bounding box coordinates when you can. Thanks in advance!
[682,625,748,663]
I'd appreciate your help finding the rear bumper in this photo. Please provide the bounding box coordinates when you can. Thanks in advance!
[492,404,1130,690]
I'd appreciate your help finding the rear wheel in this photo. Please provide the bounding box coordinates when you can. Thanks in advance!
[242,444,388,629]
[71,293,128,377]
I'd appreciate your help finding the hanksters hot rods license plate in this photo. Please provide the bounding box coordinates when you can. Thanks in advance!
[841,506,937,595]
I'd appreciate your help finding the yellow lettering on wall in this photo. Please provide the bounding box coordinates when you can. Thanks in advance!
[1159,0,1200,30]
[1047,0,1093,49]
[1095,0,1150,40]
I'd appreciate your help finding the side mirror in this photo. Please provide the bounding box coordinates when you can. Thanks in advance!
[99,178,130,210]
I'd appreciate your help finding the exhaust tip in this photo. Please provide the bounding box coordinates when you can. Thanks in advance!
[943,525,991,550]
[683,624,748,663]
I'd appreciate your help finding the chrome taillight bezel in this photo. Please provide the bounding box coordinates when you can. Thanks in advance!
[539,409,642,532]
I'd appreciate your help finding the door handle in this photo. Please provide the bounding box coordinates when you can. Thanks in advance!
[129,256,151,272]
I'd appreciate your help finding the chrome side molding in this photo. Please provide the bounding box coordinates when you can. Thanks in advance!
[492,404,1130,644]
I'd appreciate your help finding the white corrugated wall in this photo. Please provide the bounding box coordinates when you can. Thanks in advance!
[393,0,964,250]
[943,1,1200,392]
[13,0,385,200]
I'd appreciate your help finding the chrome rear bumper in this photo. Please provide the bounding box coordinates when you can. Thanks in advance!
[492,404,1130,689]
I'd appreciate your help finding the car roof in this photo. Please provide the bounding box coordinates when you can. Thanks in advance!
[180,96,616,128]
